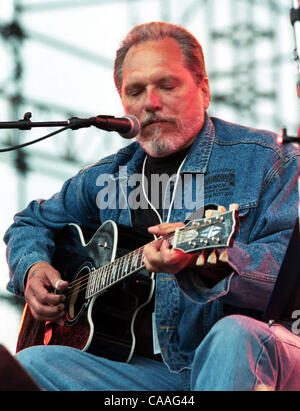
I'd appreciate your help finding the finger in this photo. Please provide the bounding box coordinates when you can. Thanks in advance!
[229,203,239,211]
[143,254,160,273]
[28,294,65,321]
[159,238,172,254]
[54,279,69,294]
[148,222,185,237]
[45,291,66,306]
[160,240,186,264]
[144,239,190,273]
[143,240,163,271]
[46,274,69,293]
[28,277,66,306]
[32,288,65,314]
[145,239,177,267]
[217,205,226,214]
[205,209,215,218]
[145,238,163,255]
[26,282,67,312]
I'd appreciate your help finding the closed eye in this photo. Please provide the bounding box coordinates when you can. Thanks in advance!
[160,84,175,90]
[158,77,180,91]
[128,89,143,96]
[125,82,145,97]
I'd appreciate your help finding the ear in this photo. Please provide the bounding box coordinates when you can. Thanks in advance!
[199,77,211,109]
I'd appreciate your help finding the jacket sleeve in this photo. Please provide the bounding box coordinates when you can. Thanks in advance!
[176,152,300,313]
[3,166,100,296]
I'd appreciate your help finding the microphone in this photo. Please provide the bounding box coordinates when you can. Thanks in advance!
[87,114,140,139]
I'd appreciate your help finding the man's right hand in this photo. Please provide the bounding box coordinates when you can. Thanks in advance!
[25,262,69,325]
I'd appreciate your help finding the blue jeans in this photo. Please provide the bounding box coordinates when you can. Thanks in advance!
[16,315,300,391]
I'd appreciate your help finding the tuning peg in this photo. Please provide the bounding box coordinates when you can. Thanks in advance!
[219,249,228,263]
[196,253,205,266]
[207,250,217,264]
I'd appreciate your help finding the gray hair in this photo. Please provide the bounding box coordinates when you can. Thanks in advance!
[114,21,207,95]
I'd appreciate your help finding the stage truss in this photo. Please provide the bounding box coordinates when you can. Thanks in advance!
[0,0,298,207]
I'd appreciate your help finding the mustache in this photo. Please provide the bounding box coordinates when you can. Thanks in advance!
[141,114,177,128]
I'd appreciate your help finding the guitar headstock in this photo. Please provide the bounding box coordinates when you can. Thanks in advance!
[171,209,239,253]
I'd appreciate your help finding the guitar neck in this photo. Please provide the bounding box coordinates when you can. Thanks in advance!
[84,210,237,299]
[86,235,172,299]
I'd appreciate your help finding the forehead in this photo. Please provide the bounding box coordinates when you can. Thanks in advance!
[122,38,189,83]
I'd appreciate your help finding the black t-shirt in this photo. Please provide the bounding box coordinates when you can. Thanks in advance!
[131,146,190,360]
[132,146,191,227]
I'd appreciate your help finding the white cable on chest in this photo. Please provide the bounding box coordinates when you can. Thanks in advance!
[141,154,187,224]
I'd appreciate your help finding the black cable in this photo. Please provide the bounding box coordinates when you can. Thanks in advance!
[0,125,71,152]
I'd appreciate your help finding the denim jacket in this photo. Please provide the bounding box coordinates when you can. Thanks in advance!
[4,114,300,372]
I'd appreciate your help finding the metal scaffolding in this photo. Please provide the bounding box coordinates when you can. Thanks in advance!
[0,0,298,353]
[0,0,296,209]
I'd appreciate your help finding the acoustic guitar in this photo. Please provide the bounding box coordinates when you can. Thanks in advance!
[16,210,238,362]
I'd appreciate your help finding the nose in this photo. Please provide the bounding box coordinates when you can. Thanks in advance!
[144,87,162,113]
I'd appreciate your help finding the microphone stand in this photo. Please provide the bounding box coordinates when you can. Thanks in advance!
[0,112,113,152]
[280,127,300,144]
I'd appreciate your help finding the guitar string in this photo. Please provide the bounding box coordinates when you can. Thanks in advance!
[62,235,160,293]
[62,244,147,299]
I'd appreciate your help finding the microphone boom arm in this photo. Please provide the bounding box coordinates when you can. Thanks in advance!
[0,112,140,152]
[0,112,94,131]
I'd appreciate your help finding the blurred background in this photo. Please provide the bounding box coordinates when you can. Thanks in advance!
[0,0,299,353]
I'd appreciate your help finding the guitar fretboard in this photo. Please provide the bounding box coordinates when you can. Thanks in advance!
[85,244,148,298]
[85,228,180,299]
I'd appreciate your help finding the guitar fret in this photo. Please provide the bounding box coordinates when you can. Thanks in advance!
[104,264,111,288]
[86,274,91,297]
[139,247,145,268]
[128,253,134,273]
[101,266,107,288]
[99,267,107,289]
[92,269,98,294]
[87,269,95,296]
[123,256,129,275]
[105,265,113,287]
[117,260,122,281]
[131,250,139,270]
[94,268,100,292]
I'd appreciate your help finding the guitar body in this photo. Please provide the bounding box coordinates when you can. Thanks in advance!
[16,221,155,362]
